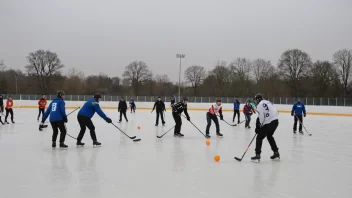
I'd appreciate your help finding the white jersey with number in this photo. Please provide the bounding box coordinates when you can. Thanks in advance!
[256,100,278,126]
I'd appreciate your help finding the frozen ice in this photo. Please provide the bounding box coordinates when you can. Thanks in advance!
[0,108,351,198]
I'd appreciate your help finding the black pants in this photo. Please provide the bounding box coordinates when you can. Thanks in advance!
[119,109,128,121]
[77,115,97,142]
[172,112,182,135]
[5,108,14,122]
[255,120,279,154]
[156,110,165,125]
[38,108,45,120]
[0,106,3,123]
[51,120,67,143]
[130,105,135,113]
[206,112,219,134]
[233,110,240,122]
[293,115,303,131]
[244,114,251,127]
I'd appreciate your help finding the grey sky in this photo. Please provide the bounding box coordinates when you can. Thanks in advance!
[1,0,351,82]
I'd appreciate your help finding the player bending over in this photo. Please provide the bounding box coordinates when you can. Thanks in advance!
[205,99,223,138]
[76,93,112,147]
[171,97,190,137]
[251,94,280,161]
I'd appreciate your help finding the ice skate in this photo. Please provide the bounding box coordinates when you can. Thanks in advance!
[93,141,101,147]
[293,130,297,134]
[52,141,56,148]
[251,154,261,162]
[270,152,280,160]
[299,131,304,135]
[118,120,122,123]
[76,142,85,147]
[216,132,223,137]
[155,123,158,126]
[162,122,165,126]
[205,134,211,139]
[178,133,184,137]
[59,143,68,149]
[247,126,251,129]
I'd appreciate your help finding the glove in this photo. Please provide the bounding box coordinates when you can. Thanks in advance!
[105,117,112,123]
[187,116,190,121]
[255,117,261,134]
[291,112,294,116]
[220,114,223,120]
[63,116,68,123]
[255,128,260,134]
[304,113,306,117]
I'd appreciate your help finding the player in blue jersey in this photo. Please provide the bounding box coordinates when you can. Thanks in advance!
[76,93,112,146]
[291,98,306,134]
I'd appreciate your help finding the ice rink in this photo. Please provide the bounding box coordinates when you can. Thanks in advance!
[0,108,351,198]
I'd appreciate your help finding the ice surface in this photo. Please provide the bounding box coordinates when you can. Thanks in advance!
[0,108,351,198]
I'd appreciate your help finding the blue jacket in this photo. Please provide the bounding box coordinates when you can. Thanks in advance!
[234,101,240,110]
[78,98,107,120]
[42,98,67,122]
[292,102,306,115]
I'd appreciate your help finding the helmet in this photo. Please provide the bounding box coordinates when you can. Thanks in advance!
[57,90,65,98]
[216,99,221,103]
[182,96,188,102]
[254,93,263,103]
[94,93,102,99]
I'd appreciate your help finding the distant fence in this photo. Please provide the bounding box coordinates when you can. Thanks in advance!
[2,94,352,107]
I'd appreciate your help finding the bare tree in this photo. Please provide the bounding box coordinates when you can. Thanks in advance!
[310,61,335,96]
[25,50,64,93]
[0,60,6,71]
[184,65,206,95]
[228,58,251,81]
[122,61,152,95]
[278,49,312,96]
[252,59,272,82]
[333,49,352,96]
[211,61,231,96]
[155,74,171,96]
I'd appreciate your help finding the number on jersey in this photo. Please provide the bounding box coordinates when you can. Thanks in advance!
[52,103,57,111]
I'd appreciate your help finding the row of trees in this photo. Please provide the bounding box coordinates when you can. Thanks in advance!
[1,48,351,97]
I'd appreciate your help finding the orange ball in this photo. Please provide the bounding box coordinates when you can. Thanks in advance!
[206,139,210,145]
[138,126,141,129]
[214,155,220,162]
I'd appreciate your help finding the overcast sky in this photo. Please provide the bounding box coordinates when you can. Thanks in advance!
[0,0,351,82]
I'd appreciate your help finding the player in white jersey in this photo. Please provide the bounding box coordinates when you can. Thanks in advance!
[205,99,224,138]
[251,94,280,161]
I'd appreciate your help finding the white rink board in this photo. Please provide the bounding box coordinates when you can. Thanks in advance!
[0,108,351,198]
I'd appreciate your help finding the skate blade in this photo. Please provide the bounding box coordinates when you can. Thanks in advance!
[271,157,280,160]
[59,147,68,150]
[93,145,102,148]
[76,145,84,148]
[251,159,260,162]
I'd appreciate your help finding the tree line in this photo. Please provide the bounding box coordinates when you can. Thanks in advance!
[0,48,351,98]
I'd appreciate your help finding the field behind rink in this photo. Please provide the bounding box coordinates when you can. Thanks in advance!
[0,107,351,198]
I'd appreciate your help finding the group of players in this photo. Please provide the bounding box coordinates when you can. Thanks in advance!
[31,91,307,161]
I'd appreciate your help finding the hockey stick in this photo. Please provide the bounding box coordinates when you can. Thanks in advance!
[235,133,257,162]
[216,115,237,126]
[156,125,175,138]
[111,123,141,142]
[181,114,209,138]
[294,114,312,136]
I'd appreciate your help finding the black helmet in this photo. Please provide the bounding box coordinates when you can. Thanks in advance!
[254,93,263,103]
[94,93,102,99]
[182,96,188,102]
[216,99,221,103]
[57,90,65,98]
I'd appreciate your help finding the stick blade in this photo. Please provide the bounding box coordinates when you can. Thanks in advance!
[309,134,312,136]
[133,138,141,142]
[156,136,162,138]
[234,157,242,161]
[130,136,136,139]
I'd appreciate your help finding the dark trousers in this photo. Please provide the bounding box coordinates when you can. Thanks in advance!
[255,120,279,154]
[206,112,219,134]
[77,115,97,142]
[233,110,240,122]
[293,115,303,131]
[119,109,128,121]
[130,105,135,113]
[172,112,182,135]
[156,110,165,125]
[244,114,251,127]
[5,108,14,122]
[51,120,67,143]
[38,108,45,120]
[0,106,3,123]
